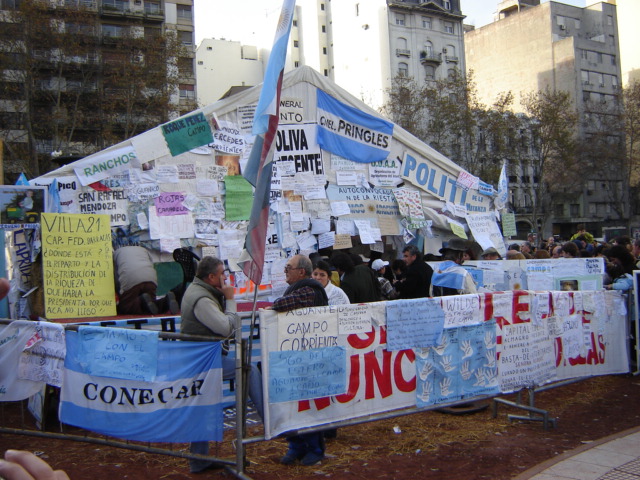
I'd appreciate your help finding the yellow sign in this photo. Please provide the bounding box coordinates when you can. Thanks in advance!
[42,213,116,319]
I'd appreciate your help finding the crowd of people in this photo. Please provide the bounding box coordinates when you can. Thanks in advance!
[5,225,638,474]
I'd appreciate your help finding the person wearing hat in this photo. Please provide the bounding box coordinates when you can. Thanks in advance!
[430,238,477,296]
[395,245,433,299]
[371,259,398,300]
[480,247,501,260]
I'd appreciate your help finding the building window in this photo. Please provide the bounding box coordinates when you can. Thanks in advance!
[597,52,603,63]
[611,55,616,66]
[424,40,433,55]
[179,31,192,45]
[588,203,596,215]
[446,44,455,56]
[597,73,604,86]
[396,13,405,26]
[581,70,589,84]
[583,91,591,102]
[102,24,125,38]
[322,25,326,33]
[177,4,192,19]
[398,62,408,76]
[320,3,324,11]
[612,76,618,88]
[207,46,212,51]
[197,60,203,65]
[574,19,580,29]
[293,40,299,47]
[443,21,454,34]
[443,0,450,9]
[555,204,564,216]
[0,0,20,9]
[422,16,432,29]
[581,49,588,60]
[293,20,297,26]
[322,47,327,54]
[144,1,160,14]
[607,15,613,26]
[294,61,299,67]
[447,68,455,77]
[179,84,195,99]
[425,65,435,80]
[570,204,580,216]
[324,69,328,76]
[609,35,615,46]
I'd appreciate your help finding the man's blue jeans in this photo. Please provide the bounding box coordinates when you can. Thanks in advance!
[189,355,263,472]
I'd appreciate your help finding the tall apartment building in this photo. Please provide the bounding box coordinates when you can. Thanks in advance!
[0,0,196,178]
[195,39,264,107]
[245,0,465,111]
[464,1,625,239]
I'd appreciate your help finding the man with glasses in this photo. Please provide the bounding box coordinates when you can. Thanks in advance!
[180,256,264,473]
[272,254,328,466]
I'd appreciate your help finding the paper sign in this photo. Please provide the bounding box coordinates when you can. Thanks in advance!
[333,234,353,250]
[155,192,188,216]
[161,112,213,157]
[268,347,347,402]
[331,201,351,216]
[338,303,373,334]
[78,326,159,381]
[42,213,116,319]
[224,176,253,220]
[386,298,445,350]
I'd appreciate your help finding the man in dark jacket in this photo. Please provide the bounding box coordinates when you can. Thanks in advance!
[395,244,433,299]
[330,252,381,303]
[272,254,328,466]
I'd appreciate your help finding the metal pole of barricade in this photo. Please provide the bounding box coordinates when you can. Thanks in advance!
[234,312,246,475]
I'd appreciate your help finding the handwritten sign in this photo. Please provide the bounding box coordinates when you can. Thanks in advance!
[466,212,506,257]
[268,347,347,402]
[386,298,445,350]
[78,326,159,381]
[154,192,188,216]
[338,303,372,334]
[161,112,213,157]
[18,322,66,387]
[42,213,116,319]
[499,321,556,392]
[441,295,482,328]
[277,306,339,351]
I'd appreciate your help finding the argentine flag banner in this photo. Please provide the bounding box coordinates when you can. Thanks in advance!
[316,89,393,163]
[59,330,223,443]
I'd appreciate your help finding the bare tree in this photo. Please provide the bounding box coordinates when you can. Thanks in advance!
[521,88,578,238]
[0,0,193,178]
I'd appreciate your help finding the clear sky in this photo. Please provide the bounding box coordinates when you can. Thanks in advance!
[194,0,587,46]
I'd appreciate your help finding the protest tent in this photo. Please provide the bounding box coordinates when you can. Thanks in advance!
[28,65,501,318]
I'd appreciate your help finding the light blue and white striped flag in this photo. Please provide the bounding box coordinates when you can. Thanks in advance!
[59,331,223,442]
[316,89,393,163]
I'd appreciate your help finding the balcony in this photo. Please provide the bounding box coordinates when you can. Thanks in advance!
[419,51,442,66]
[395,48,410,57]
[445,55,459,63]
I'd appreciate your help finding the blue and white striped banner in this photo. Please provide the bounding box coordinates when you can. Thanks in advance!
[59,331,223,442]
[316,90,393,163]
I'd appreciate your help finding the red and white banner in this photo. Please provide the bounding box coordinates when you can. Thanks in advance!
[260,290,629,438]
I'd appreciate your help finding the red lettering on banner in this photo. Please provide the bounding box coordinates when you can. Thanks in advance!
[335,354,361,403]
[394,349,416,392]
[512,291,530,323]
[364,350,392,399]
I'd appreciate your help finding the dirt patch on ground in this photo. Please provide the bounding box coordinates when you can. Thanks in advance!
[1,375,639,479]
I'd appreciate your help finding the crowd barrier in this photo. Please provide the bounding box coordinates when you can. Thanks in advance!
[0,286,632,478]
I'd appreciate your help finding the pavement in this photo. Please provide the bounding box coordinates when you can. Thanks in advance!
[515,426,640,480]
